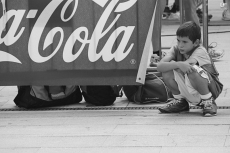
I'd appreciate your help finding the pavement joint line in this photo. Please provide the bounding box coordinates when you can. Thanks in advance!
[0,106,230,111]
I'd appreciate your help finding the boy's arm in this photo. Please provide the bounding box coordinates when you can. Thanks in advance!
[157,57,197,74]
[157,45,197,73]
[157,55,177,72]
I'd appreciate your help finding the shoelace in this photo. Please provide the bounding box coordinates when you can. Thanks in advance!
[208,42,225,59]
[208,42,217,51]
[200,98,213,109]
[166,98,181,107]
[208,42,218,56]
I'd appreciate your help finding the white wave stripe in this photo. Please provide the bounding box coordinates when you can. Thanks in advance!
[92,0,137,12]
[115,0,137,12]
[0,51,22,64]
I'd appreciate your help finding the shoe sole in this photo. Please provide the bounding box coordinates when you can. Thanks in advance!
[222,18,230,21]
[203,113,217,117]
[211,52,225,60]
[158,108,190,113]
[210,50,225,60]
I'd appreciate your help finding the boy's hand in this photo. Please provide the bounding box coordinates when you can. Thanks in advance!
[177,62,195,74]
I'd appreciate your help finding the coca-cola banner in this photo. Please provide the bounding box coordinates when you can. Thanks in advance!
[0,0,160,85]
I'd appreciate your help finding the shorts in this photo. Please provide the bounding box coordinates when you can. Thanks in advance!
[173,65,210,105]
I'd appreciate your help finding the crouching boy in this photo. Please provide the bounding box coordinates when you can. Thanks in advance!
[157,21,223,117]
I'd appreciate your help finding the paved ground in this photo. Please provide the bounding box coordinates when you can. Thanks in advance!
[0,0,230,153]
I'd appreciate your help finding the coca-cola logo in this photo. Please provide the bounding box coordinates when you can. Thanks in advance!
[0,0,137,64]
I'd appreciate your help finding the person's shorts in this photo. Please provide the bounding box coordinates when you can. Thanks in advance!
[173,65,210,105]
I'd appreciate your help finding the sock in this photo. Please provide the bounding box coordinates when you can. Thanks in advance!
[200,93,212,100]
[173,94,184,100]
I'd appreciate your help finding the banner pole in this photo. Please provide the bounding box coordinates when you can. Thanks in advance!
[136,0,158,84]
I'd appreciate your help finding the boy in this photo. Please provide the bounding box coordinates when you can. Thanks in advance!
[157,21,222,117]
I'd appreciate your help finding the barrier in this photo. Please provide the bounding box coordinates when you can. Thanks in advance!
[0,0,162,85]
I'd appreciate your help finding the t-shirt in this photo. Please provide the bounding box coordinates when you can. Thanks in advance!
[166,45,211,66]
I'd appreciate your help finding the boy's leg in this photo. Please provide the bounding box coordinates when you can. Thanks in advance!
[158,70,190,113]
[186,71,210,95]
[186,66,217,116]
[159,67,217,116]
[162,70,180,95]
[164,69,201,104]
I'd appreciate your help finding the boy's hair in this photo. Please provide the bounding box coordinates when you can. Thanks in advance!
[176,21,201,43]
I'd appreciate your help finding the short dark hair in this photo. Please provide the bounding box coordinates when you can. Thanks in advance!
[176,21,201,43]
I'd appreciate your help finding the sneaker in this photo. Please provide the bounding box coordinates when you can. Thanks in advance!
[162,6,171,19]
[220,2,227,9]
[208,42,225,60]
[222,9,230,21]
[196,8,213,23]
[150,54,160,66]
[161,50,167,58]
[158,98,189,113]
[167,12,180,20]
[199,97,217,117]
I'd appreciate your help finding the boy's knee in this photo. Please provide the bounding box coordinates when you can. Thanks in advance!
[162,71,174,81]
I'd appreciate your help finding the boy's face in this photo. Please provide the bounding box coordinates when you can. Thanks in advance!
[177,36,198,55]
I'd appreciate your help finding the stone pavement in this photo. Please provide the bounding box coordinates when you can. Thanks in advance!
[0,0,230,152]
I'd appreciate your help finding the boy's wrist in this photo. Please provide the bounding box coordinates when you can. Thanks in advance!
[175,61,183,69]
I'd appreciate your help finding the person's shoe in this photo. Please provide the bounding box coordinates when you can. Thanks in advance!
[220,2,227,9]
[149,54,160,66]
[208,42,225,60]
[158,98,189,113]
[222,9,230,21]
[199,97,217,117]
[162,6,171,19]
[167,12,180,20]
[196,8,213,23]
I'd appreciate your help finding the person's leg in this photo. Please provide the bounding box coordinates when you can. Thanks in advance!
[222,0,230,20]
[159,67,217,116]
[186,65,217,116]
[227,0,230,9]
[162,70,180,95]
[162,69,204,102]
[175,0,179,6]
[152,0,166,55]
[166,0,169,6]
[170,0,179,13]
[187,71,210,95]
[158,70,190,113]
[183,0,200,25]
